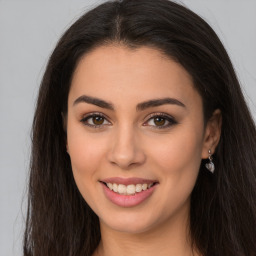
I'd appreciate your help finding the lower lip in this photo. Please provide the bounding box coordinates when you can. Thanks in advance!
[101,183,157,207]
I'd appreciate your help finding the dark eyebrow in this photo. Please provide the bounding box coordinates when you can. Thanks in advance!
[136,98,186,111]
[73,95,185,111]
[73,95,114,110]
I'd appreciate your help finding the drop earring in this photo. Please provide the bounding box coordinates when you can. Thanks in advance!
[205,149,215,173]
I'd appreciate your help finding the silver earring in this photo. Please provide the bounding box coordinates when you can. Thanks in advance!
[205,149,215,173]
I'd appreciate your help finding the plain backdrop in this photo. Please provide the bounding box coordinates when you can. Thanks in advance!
[0,0,255,255]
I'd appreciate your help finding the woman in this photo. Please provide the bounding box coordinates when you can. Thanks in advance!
[23,0,256,255]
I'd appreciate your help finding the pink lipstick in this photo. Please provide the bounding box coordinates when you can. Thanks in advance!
[100,177,158,207]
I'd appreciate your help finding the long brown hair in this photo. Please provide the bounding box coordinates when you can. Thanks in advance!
[24,0,256,255]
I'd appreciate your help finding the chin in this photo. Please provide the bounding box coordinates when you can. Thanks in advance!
[98,208,164,234]
[101,218,155,234]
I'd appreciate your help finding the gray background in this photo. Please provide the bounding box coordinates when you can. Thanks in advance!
[0,0,255,255]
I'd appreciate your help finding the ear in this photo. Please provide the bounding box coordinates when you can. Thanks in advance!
[201,109,222,159]
[61,112,69,153]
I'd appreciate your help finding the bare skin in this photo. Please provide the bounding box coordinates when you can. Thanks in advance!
[66,44,222,256]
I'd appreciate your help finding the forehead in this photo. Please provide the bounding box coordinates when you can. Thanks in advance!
[69,44,202,111]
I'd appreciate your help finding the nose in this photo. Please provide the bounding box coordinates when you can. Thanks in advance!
[107,125,146,170]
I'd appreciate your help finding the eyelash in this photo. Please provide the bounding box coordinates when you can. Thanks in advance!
[80,112,177,129]
[80,112,110,129]
[143,112,177,129]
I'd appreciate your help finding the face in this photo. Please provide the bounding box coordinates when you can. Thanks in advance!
[66,45,211,234]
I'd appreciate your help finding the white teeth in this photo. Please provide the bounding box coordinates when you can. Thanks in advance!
[135,184,142,193]
[107,183,113,190]
[142,184,147,191]
[118,184,126,194]
[106,182,155,195]
[112,183,118,192]
[126,184,136,195]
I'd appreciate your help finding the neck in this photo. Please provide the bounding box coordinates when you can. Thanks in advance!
[94,203,199,256]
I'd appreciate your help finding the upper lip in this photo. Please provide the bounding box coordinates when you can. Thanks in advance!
[100,177,158,186]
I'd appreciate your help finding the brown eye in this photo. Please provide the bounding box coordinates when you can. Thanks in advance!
[92,116,104,125]
[153,117,166,126]
[81,113,111,128]
[144,113,177,129]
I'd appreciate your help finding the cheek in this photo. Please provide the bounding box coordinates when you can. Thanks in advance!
[67,128,109,212]
[68,136,106,177]
[149,126,204,195]
[67,122,108,191]
[68,115,103,162]
[151,127,202,167]
[145,129,203,221]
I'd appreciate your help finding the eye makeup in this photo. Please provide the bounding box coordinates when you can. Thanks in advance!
[80,111,178,130]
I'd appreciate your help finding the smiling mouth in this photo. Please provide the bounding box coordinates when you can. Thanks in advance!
[101,182,158,195]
